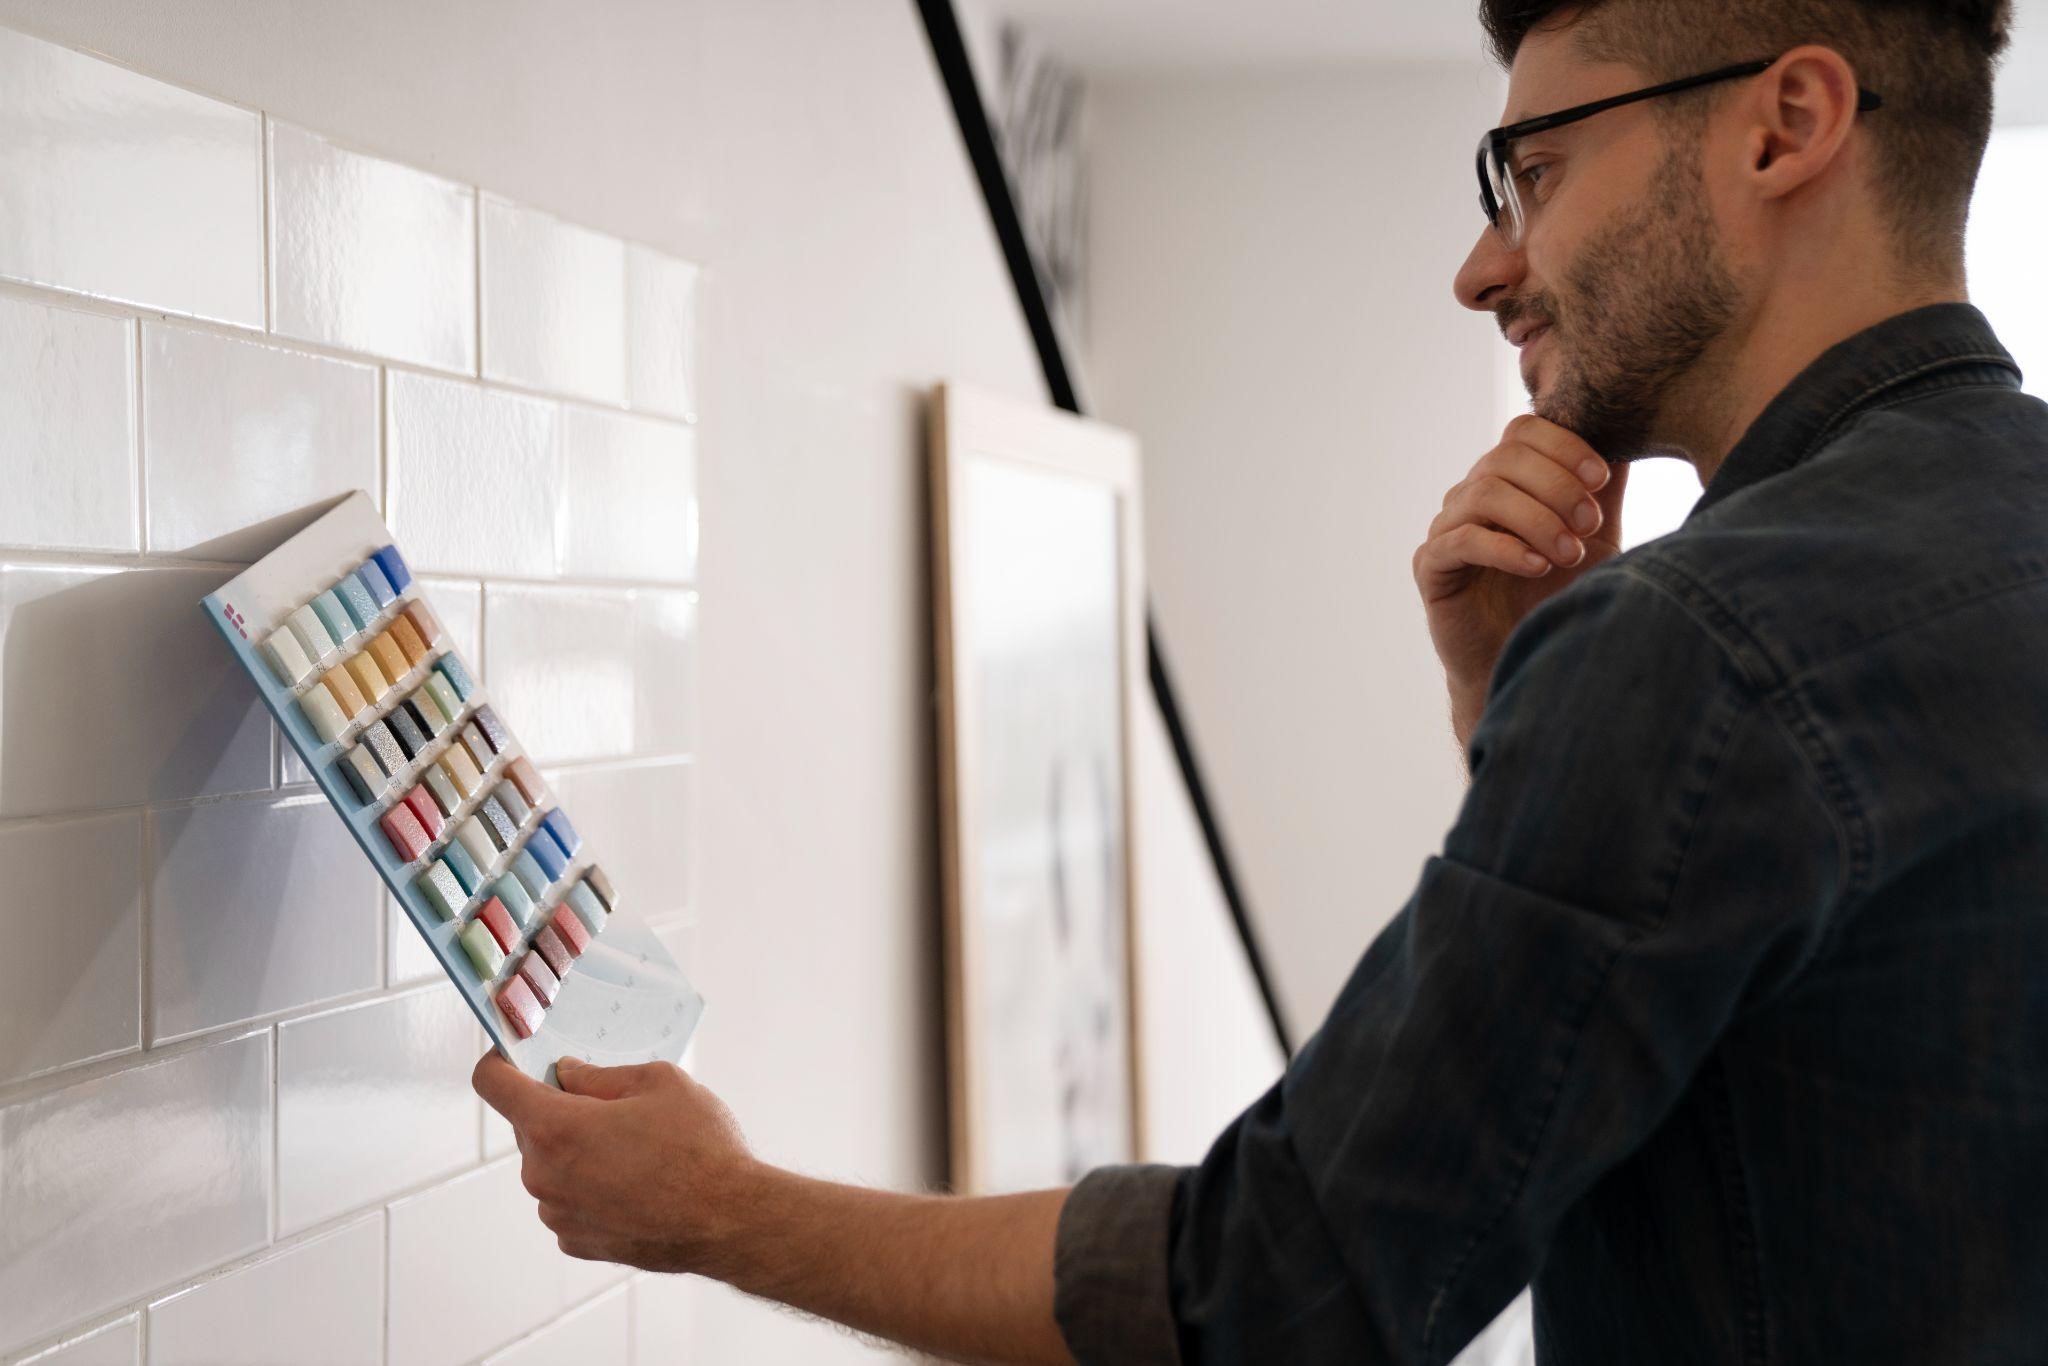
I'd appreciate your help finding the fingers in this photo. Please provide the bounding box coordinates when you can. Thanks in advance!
[1505,413,1610,491]
[1425,418,1611,575]
[1415,522,1553,598]
[554,1056,679,1102]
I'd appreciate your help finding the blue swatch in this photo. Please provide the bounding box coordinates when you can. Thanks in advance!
[371,544,413,593]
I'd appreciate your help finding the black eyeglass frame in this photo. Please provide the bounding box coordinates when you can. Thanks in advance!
[1477,57,1885,244]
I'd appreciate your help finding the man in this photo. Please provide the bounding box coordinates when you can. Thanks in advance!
[475,0,2045,1360]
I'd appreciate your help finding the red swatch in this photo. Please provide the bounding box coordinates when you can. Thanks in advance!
[550,905,591,957]
[517,951,560,1006]
[478,897,518,953]
[402,785,445,840]
[378,804,430,863]
[531,925,571,977]
[496,976,544,1040]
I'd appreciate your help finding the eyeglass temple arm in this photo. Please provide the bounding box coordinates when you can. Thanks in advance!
[1494,59,1881,144]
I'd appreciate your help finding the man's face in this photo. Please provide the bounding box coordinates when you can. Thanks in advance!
[1455,23,1744,460]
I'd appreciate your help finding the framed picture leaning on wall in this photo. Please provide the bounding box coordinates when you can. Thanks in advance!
[929,381,1147,1195]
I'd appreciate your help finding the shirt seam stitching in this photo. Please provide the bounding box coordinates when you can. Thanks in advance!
[1419,681,1754,1356]
[1704,1055,1772,1365]
[1795,354,2021,464]
[1617,559,1873,932]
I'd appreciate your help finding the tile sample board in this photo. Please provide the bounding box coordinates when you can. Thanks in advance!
[202,491,703,1083]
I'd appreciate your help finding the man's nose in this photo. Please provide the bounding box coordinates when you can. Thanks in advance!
[1454,225,1524,313]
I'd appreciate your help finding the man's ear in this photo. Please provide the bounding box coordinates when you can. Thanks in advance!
[1742,45,1863,199]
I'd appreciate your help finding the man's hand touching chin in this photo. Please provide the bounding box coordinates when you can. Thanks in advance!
[472,1052,761,1278]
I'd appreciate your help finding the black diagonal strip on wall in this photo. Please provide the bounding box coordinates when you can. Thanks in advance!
[915,0,1296,1059]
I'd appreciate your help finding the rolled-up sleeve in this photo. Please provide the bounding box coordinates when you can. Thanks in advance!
[1053,564,1844,1365]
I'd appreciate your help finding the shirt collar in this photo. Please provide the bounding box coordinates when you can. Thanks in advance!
[1690,302,2022,517]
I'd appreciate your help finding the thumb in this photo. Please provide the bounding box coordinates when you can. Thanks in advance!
[554,1056,669,1101]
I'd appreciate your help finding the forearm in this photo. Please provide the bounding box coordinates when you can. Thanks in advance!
[715,1161,1077,1366]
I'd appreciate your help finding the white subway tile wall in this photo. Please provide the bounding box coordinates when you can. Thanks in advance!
[146,1216,384,1366]
[275,989,482,1235]
[480,194,629,405]
[150,796,382,1043]
[140,323,380,559]
[0,25,699,1363]
[0,1035,272,1351]
[0,28,262,327]
[0,294,137,553]
[0,814,142,1086]
[267,122,478,373]
[625,245,702,422]
[14,1318,136,1366]
[386,370,562,578]
[484,1285,632,1366]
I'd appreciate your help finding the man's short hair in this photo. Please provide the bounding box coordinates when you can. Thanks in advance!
[1477,1,2013,269]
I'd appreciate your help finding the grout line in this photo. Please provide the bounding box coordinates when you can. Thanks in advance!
[0,543,699,596]
[268,1024,281,1244]
[381,1206,393,1366]
[378,366,390,517]
[0,981,401,1110]
[0,276,683,425]
[130,317,146,553]
[135,810,153,1057]
[0,752,695,834]
[260,113,275,334]
[472,188,484,380]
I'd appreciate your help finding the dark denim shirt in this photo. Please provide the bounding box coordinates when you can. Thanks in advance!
[1054,304,2048,1364]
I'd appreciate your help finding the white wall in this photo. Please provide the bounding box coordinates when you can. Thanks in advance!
[1086,64,1504,1037]
[0,3,1050,1362]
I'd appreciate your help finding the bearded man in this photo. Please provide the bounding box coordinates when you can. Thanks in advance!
[475,2,2044,1361]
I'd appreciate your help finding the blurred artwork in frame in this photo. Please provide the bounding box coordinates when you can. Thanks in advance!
[929,382,1147,1194]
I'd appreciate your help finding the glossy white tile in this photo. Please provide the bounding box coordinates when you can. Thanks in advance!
[546,761,695,922]
[559,407,698,584]
[558,1257,633,1319]
[147,1216,382,1366]
[385,1161,566,1366]
[268,121,476,372]
[275,988,481,1234]
[0,28,261,325]
[141,324,378,559]
[0,1034,270,1355]
[482,585,631,762]
[480,195,626,405]
[387,894,442,988]
[629,591,699,758]
[150,795,380,1042]
[386,370,560,577]
[0,293,136,553]
[482,586,695,764]
[15,1314,138,1366]
[482,1095,516,1159]
[0,566,272,818]
[0,813,141,1086]
[631,1274,702,1361]
[485,1285,630,1366]
[626,245,700,421]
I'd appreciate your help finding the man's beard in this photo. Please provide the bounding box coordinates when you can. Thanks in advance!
[1505,141,1741,461]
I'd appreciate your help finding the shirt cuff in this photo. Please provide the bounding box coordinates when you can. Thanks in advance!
[1053,1162,1185,1365]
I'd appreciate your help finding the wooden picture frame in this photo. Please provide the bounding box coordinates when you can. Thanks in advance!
[930,380,1148,1194]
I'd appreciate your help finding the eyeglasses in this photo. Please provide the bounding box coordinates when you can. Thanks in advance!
[1477,57,1884,249]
